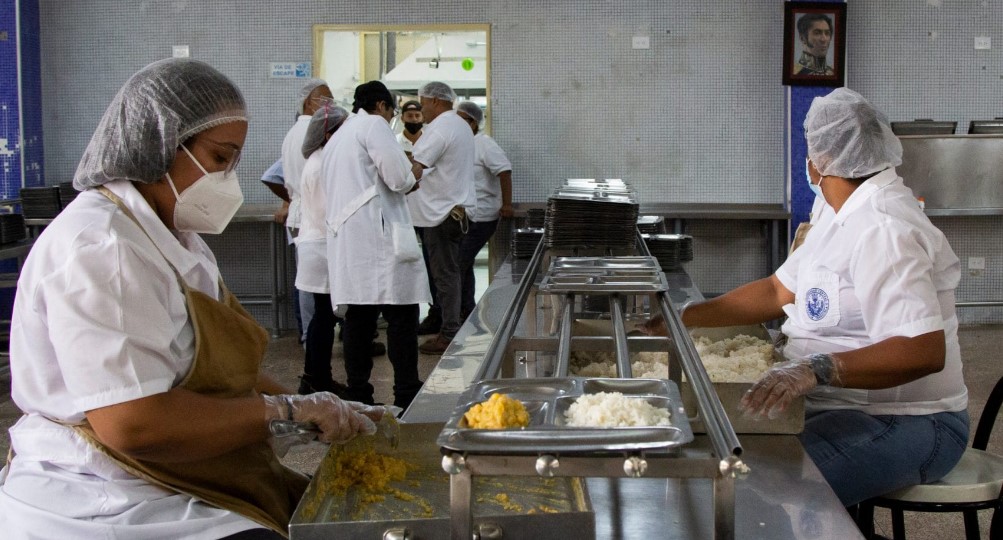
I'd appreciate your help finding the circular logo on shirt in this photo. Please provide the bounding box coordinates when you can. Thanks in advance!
[805,287,829,321]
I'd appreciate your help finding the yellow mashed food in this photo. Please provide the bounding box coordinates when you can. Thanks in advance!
[330,447,414,494]
[463,393,531,429]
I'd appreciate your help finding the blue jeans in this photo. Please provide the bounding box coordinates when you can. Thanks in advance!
[458,219,498,317]
[799,408,969,506]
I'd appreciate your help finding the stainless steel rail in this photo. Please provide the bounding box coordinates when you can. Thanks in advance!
[474,237,547,381]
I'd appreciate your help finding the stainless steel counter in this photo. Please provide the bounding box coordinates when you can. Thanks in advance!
[402,258,864,540]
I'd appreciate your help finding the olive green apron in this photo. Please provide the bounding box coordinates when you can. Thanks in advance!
[68,186,308,536]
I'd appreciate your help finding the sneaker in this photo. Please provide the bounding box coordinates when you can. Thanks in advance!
[418,334,452,355]
[370,341,387,356]
[297,375,348,397]
[416,315,442,336]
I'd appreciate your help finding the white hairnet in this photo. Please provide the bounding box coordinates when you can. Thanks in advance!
[73,58,246,191]
[297,79,329,115]
[418,81,456,103]
[456,101,483,124]
[302,106,349,158]
[804,88,902,179]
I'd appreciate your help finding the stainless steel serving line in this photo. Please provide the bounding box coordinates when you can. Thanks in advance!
[441,235,744,540]
[401,248,863,539]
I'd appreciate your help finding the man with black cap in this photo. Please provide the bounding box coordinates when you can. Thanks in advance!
[396,100,424,158]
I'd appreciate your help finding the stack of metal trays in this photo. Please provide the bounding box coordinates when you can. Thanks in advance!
[543,184,639,249]
[19,186,62,219]
[635,215,666,235]
[0,214,26,245]
[641,234,683,271]
[511,227,544,259]
[438,377,694,455]
[538,256,668,294]
[58,182,79,209]
[525,208,546,228]
[290,423,594,539]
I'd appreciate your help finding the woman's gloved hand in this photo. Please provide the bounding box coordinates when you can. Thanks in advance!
[263,392,378,444]
[740,353,841,420]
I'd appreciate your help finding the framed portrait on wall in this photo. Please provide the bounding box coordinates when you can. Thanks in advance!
[783,2,846,86]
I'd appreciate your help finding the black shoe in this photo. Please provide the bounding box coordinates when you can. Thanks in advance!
[370,341,386,356]
[298,375,348,397]
[417,315,442,335]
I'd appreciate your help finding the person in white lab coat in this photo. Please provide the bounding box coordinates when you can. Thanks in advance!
[455,101,513,320]
[282,79,334,343]
[323,81,431,410]
[0,59,384,540]
[295,105,353,396]
[408,81,475,355]
[641,88,969,508]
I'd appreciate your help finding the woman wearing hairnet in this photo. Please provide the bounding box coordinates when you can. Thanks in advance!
[295,105,350,395]
[643,88,968,508]
[0,59,385,539]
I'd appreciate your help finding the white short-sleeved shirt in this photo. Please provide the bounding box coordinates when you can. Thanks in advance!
[281,115,312,230]
[295,151,329,294]
[466,133,512,223]
[396,131,420,154]
[775,169,967,416]
[407,110,475,227]
[0,180,259,539]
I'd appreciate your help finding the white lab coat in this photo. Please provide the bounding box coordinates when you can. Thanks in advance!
[281,115,312,230]
[776,168,968,416]
[295,151,329,293]
[407,110,475,227]
[322,109,432,306]
[466,132,513,223]
[0,180,259,539]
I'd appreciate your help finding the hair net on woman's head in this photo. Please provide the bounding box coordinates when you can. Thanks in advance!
[297,78,329,115]
[302,106,349,158]
[418,81,457,103]
[73,58,246,191]
[804,88,902,179]
[456,101,483,124]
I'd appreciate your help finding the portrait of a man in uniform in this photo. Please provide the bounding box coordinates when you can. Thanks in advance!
[783,2,846,87]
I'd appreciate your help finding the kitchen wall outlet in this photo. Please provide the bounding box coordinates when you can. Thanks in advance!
[975,36,991,50]
[632,36,650,49]
[968,257,986,270]
[172,45,190,58]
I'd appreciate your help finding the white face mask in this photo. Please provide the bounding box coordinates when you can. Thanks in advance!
[165,144,244,234]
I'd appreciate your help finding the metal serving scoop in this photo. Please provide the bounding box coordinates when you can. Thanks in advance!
[269,405,401,449]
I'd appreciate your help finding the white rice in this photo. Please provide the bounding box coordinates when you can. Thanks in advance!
[568,334,772,383]
[563,391,672,427]
[692,334,773,383]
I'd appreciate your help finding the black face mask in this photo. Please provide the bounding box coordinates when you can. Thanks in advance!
[404,122,423,134]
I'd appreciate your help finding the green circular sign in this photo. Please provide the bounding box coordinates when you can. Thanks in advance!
[461,58,475,71]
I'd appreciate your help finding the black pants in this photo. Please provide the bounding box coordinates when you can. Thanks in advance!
[303,292,337,382]
[342,303,422,409]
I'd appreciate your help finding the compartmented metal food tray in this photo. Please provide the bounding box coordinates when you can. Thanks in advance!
[437,377,694,455]
[539,256,668,293]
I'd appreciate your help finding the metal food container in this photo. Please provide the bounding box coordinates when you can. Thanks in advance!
[567,320,804,435]
[685,325,804,435]
[289,423,595,540]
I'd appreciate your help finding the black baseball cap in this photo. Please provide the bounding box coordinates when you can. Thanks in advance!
[401,100,422,112]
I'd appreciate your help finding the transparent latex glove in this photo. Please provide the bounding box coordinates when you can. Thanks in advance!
[263,392,377,444]
[739,354,840,420]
